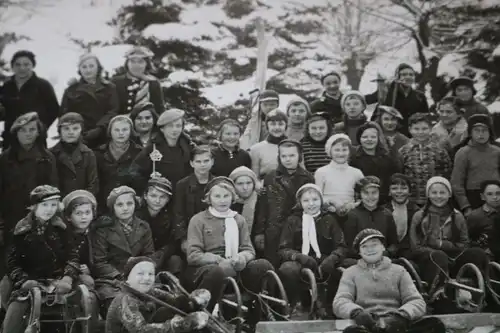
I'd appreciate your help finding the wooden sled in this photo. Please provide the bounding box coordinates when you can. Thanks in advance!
[256,313,500,333]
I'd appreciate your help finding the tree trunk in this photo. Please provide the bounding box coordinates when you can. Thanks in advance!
[344,53,362,90]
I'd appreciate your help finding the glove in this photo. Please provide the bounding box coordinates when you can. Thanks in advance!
[79,274,95,289]
[21,280,40,290]
[351,309,377,331]
[172,312,209,332]
[53,276,72,294]
[254,234,265,251]
[218,259,237,277]
[190,289,211,309]
[379,312,409,333]
[231,255,246,272]
[294,253,318,272]
[319,254,339,275]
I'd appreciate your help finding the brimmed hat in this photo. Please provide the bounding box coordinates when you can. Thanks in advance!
[229,166,257,185]
[30,185,61,206]
[296,183,323,202]
[340,91,366,110]
[10,112,39,134]
[449,76,476,95]
[377,105,403,120]
[353,228,386,251]
[107,115,134,137]
[125,46,154,59]
[325,133,351,158]
[157,108,185,127]
[204,176,235,195]
[259,90,279,103]
[147,176,172,196]
[107,186,137,210]
[123,256,156,278]
[426,176,452,197]
[59,112,84,127]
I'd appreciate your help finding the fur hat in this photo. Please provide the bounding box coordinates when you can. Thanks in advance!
[157,108,185,127]
[147,176,172,196]
[107,186,137,210]
[324,133,351,158]
[59,112,84,127]
[353,228,386,251]
[426,176,452,197]
[107,115,134,137]
[340,91,366,111]
[296,183,323,202]
[30,185,61,206]
[10,112,39,134]
[123,256,156,279]
[229,166,257,186]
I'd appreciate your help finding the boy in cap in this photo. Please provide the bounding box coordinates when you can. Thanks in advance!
[430,96,468,154]
[449,75,489,121]
[333,228,427,333]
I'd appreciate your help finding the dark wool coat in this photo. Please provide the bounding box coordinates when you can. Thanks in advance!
[60,79,119,148]
[112,75,164,116]
[94,142,143,212]
[382,201,419,258]
[344,205,399,258]
[0,73,59,148]
[172,174,214,243]
[211,145,251,177]
[310,92,344,124]
[466,205,498,252]
[131,133,194,194]
[455,98,489,121]
[254,166,314,266]
[71,229,93,268]
[50,142,99,197]
[279,210,348,263]
[7,214,79,290]
[0,146,58,234]
[333,115,367,146]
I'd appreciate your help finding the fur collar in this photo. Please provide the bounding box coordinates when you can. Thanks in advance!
[14,213,66,235]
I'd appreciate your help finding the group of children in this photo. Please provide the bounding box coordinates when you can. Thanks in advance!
[0,47,499,333]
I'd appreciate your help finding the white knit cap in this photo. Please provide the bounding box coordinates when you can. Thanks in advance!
[296,183,323,202]
[426,176,452,197]
[324,133,351,158]
[229,166,257,185]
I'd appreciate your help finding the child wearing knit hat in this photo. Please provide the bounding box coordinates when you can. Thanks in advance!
[333,90,368,145]
[409,177,489,304]
[229,166,258,234]
[286,97,311,142]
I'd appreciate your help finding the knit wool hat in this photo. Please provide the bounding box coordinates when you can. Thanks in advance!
[229,166,257,186]
[395,63,415,78]
[125,46,154,59]
[265,109,288,124]
[148,176,172,196]
[426,176,452,197]
[259,90,279,103]
[285,97,311,116]
[107,186,137,210]
[10,50,36,67]
[204,176,235,195]
[157,108,185,127]
[123,256,156,279]
[59,112,84,127]
[340,91,366,111]
[107,115,134,137]
[353,228,386,251]
[325,133,351,158]
[78,52,99,67]
[10,112,39,134]
[296,183,323,202]
[30,185,61,206]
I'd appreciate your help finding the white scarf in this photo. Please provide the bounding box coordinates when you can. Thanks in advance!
[302,212,322,259]
[208,207,239,259]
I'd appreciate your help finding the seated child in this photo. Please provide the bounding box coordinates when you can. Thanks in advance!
[3,185,79,333]
[229,166,259,234]
[106,256,211,333]
[344,176,399,260]
[409,177,489,303]
[278,184,347,316]
[92,186,154,316]
[185,177,274,311]
[333,229,426,333]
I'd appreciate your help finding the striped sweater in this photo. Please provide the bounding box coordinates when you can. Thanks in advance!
[301,137,330,173]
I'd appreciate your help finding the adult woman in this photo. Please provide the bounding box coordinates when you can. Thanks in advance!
[60,52,119,148]
[301,112,333,173]
[113,46,164,116]
[0,50,59,149]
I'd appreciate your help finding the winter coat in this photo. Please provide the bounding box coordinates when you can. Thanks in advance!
[431,117,468,154]
[60,79,119,148]
[254,166,314,266]
[211,144,252,177]
[399,139,452,205]
[467,205,498,252]
[131,133,195,194]
[94,142,143,211]
[112,75,164,116]
[382,201,419,257]
[278,210,347,263]
[385,132,410,157]
[7,213,79,290]
[344,205,399,258]
[349,147,401,203]
[0,73,59,148]
[333,115,367,146]
[333,256,426,320]
[455,98,490,121]
[50,142,99,197]
[310,92,344,125]
[0,146,58,234]
[71,229,93,269]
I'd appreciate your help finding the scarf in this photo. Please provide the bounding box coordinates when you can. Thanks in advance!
[266,134,287,145]
[234,192,258,233]
[208,207,239,259]
[391,201,408,241]
[127,75,151,113]
[424,204,453,241]
[120,218,134,237]
[109,141,130,161]
[301,211,321,259]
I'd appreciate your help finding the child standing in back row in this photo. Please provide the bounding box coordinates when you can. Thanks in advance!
[334,91,368,146]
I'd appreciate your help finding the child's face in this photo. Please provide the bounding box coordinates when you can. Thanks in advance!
[330,141,350,164]
[398,68,415,87]
[428,183,451,207]
[17,121,39,147]
[279,146,300,170]
[390,183,410,204]
[127,261,155,293]
[288,103,308,125]
[343,97,364,119]
[359,128,378,151]
[60,123,82,143]
[481,184,500,209]
[380,113,398,132]
[35,199,59,222]
[145,187,170,212]
[455,85,473,102]
[79,58,99,82]
[267,120,287,137]
[190,152,213,175]
[361,186,379,209]
[234,176,254,200]
[470,125,490,144]
[323,75,340,95]
[438,103,459,126]
[359,238,385,263]
[111,121,131,144]
[134,110,154,134]
[260,101,279,115]
[160,119,183,142]
[300,190,322,215]
[308,119,328,142]
[409,121,431,142]
[69,203,94,231]
[209,185,233,213]
[220,125,240,149]
[127,57,147,77]
[113,193,135,220]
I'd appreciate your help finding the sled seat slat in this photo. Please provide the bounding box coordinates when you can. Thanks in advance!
[255,313,500,333]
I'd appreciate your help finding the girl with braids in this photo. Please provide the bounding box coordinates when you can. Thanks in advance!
[113,46,165,117]
[409,177,489,306]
